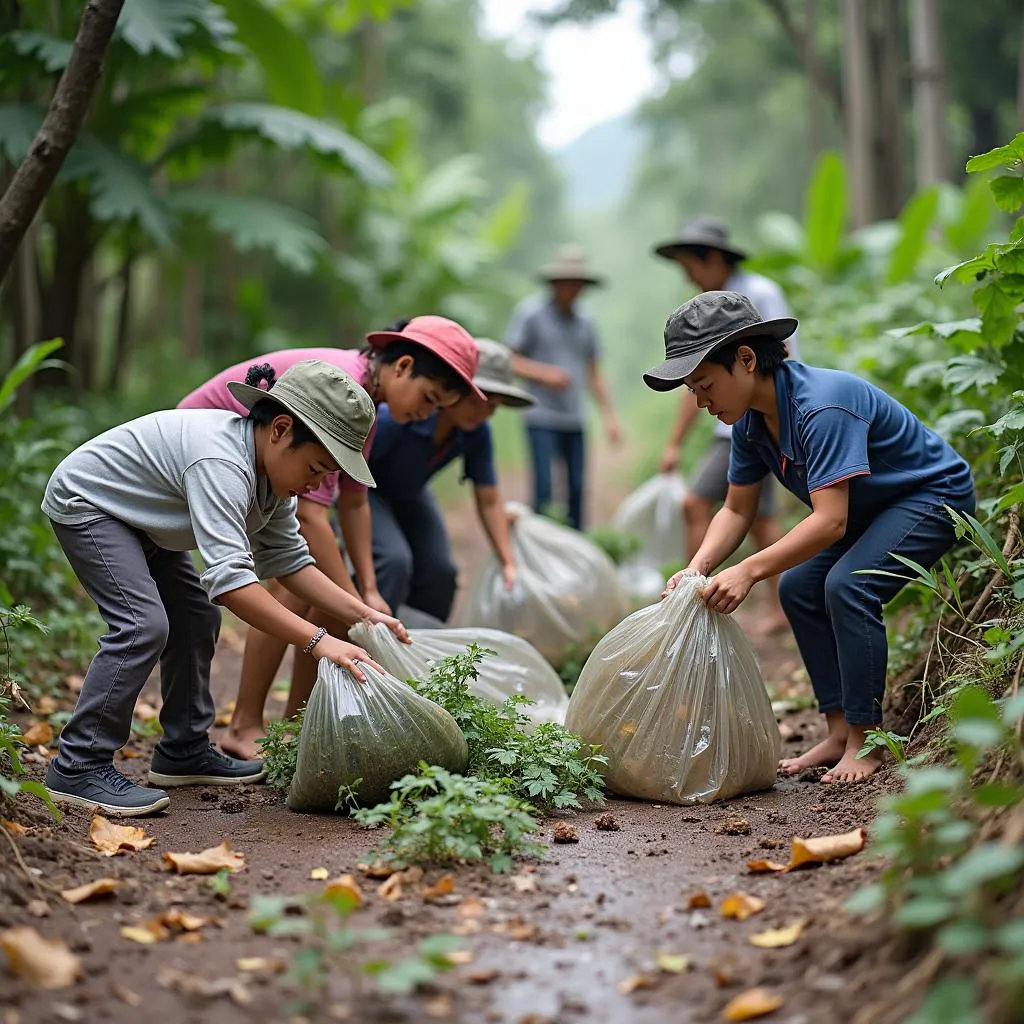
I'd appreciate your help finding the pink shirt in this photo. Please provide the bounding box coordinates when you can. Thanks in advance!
[178,348,376,506]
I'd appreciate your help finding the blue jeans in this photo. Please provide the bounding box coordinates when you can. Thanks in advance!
[778,490,975,726]
[526,426,586,530]
[369,488,458,622]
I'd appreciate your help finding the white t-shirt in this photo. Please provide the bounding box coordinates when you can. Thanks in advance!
[713,270,799,439]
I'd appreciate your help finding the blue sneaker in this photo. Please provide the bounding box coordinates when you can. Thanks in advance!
[45,761,170,817]
[148,744,266,787]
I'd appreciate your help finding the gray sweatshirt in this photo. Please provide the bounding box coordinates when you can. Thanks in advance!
[42,409,314,600]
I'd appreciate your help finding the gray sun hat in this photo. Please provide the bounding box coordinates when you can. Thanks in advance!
[643,291,798,392]
[652,215,748,263]
[472,339,535,408]
[227,358,377,486]
[538,244,605,287]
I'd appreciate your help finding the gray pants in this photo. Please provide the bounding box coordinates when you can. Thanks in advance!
[369,489,457,622]
[51,516,221,772]
[691,437,776,518]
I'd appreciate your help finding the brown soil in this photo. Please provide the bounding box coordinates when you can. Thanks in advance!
[1,446,901,1024]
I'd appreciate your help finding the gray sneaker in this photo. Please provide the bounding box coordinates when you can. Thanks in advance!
[45,761,170,817]
[148,744,266,787]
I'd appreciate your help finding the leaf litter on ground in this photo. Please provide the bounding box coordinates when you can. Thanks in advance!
[747,827,867,873]
[60,878,123,904]
[163,840,245,874]
[90,814,154,856]
[722,986,785,1021]
[0,926,82,989]
[720,893,767,920]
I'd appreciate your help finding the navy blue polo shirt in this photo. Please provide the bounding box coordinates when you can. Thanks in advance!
[728,362,974,523]
[368,405,498,502]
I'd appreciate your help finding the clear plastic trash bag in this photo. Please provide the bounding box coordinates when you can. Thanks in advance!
[564,574,780,804]
[611,473,686,570]
[457,502,628,663]
[287,660,468,813]
[350,622,570,726]
[616,559,666,606]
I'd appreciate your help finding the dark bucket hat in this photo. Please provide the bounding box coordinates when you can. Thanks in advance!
[652,215,748,262]
[643,291,798,392]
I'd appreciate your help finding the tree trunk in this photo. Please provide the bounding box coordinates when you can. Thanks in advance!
[1018,6,1024,135]
[875,0,907,216]
[0,0,126,284]
[841,0,876,226]
[803,0,823,169]
[909,0,949,186]
[109,254,135,391]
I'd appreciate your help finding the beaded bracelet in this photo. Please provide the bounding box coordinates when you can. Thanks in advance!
[303,627,327,656]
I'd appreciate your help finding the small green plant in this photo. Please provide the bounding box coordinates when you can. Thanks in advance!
[409,644,606,810]
[258,706,305,789]
[248,884,459,1014]
[858,728,910,764]
[587,526,643,566]
[353,763,544,873]
[207,868,231,900]
[336,778,364,814]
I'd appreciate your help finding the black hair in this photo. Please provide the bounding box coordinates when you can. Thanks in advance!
[676,243,743,269]
[704,336,789,378]
[243,362,320,448]
[361,320,471,398]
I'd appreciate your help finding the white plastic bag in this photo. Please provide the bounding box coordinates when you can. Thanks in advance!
[564,575,780,804]
[616,559,666,606]
[287,660,468,813]
[611,473,686,570]
[350,623,569,725]
[457,503,628,662]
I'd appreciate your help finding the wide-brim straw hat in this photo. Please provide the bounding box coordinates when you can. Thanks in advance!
[537,244,605,287]
[472,339,535,408]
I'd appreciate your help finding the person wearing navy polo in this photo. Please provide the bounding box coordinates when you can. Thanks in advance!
[646,291,975,784]
[369,339,536,622]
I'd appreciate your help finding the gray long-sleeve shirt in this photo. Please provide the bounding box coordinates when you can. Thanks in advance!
[42,410,314,600]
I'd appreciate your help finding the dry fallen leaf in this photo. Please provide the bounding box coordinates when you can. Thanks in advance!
[422,874,454,900]
[213,701,236,728]
[121,922,169,945]
[90,815,154,857]
[324,875,362,906]
[617,973,657,994]
[512,872,538,893]
[1,819,28,835]
[134,700,160,722]
[687,891,712,909]
[463,968,500,985]
[60,878,123,905]
[236,957,287,974]
[720,893,766,921]
[789,828,866,870]
[0,927,82,989]
[377,873,405,901]
[424,994,453,1018]
[457,896,486,919]
[65,674,85,694]
[446,949,474,965]
[113,983,143,1006]
[157,967,252,1006]
[509,920,540,942]
[356,860,394,879]
[749,920,805,949]
[746,859,789,875]
[21,721,53,747]
[161,909,213,932]
[722,986,784,1021]
[309,867,330,881]
[26,901,49,918]
[163,841,245,875]
[655,952,691,974]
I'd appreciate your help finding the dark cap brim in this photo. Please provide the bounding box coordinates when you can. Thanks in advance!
[642,316,797,391]
[652,240,748,262]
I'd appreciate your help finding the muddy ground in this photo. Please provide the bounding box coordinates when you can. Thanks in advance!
[1,454,897,1024]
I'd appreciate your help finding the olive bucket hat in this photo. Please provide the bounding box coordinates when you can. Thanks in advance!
[652,215,748,263]
[643,291,798,392]
[472,339,535,408]
[228,359,377,486]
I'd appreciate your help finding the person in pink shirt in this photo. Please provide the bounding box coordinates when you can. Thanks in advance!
[178,315,483,759]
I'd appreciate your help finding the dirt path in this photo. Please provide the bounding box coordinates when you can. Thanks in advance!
[1,445,889,1024]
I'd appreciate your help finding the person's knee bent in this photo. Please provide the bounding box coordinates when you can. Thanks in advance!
[683,492,712,524]
[778,564,818,618]
[823,566,875,618]
[375,545,414,610]
[134,603,171,662]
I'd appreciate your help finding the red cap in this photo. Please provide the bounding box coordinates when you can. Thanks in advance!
[365,316,485,401]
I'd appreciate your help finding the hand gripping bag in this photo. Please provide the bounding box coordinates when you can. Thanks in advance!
[564,575,780,804]
[457,503,628,662]
[349,623,570,726]
[611,473,686,570]
[287,660,468,813]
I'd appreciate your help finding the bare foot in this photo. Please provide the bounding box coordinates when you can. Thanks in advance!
[822,745,882,784]
[219,726,266,761]
[779,733,847,776]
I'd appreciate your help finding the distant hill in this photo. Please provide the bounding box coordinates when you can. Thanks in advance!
[554,114,645,212]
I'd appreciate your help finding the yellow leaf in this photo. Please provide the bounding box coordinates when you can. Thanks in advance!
[163,840,245,875]
[214,700,236,727]
[655,952,691,974]
[120,924,166,945]
[422,874,454,899]
[90,815,154,857]
[746,859,789,874]
[720,893,766,921]
[324,874,363,906]
[722,987,784,1021]
[1,819,28,835]
[445,949,474,965]
[0,927,82,989]
[789,828,866,870]
[617,973,657,994]
[21,721,53,747]
[356,860,394,879]
[236,957,287,974]
[310,867,330,880]
[60,878,123,904]
[377,874,405,901]
[749,920,806,949]
[159,909,212,932]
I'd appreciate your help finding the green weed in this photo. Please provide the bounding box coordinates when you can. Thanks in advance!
[258,706,304,789]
